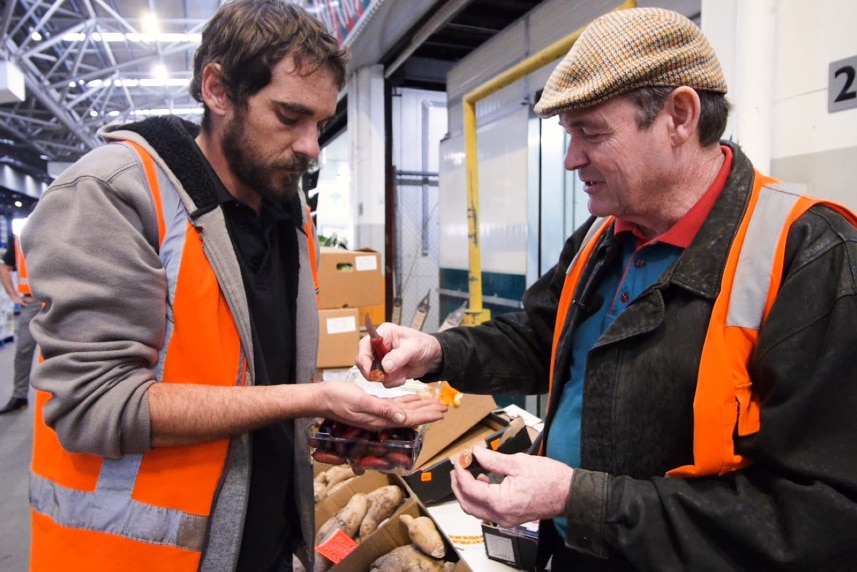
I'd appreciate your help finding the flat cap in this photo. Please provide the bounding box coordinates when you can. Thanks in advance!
[534,7,727,118]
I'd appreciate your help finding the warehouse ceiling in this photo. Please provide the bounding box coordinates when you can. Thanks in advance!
[0,0,545,183]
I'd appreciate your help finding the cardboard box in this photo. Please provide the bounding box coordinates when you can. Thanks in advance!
[314,471,471,571]
[361,303,385,328]
[481,521,538,570]
[317,308,360,368]
[404,414,535,506]
[318,247,384,310]
[318,367,353,381]
[414,392,498,469]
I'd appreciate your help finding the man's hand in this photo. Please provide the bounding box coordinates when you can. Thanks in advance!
[0,264,23,305]
[451,447,574,528]
[150,377,447,449]
[355,322,443,388]
[318,379,446,429]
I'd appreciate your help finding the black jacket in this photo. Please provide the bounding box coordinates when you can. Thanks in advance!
[429,143,857,570]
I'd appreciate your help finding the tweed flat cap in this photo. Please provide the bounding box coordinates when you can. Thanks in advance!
[534,7,727,118]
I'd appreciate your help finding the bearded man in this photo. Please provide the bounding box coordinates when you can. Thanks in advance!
[21,2,445,571]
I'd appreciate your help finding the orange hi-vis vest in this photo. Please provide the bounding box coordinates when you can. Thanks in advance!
[30,139,295,571]
[547,173,857,478]
[14,239,31,295]
[304,206,321,303]
[30,140,323,571]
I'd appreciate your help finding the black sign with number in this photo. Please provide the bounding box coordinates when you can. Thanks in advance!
[829,55,857,113]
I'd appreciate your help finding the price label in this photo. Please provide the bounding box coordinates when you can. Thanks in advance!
[315,528,358,564]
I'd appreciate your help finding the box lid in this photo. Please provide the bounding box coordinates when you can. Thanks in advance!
[415,391,497,469]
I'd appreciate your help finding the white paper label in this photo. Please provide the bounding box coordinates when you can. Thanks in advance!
[326,316,357,334]
[354,255,378,272]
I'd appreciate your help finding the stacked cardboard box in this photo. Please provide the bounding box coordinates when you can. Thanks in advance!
[316,308,361,369]
[316,247,384,369]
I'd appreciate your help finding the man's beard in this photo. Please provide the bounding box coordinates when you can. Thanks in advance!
[221,110,310,203]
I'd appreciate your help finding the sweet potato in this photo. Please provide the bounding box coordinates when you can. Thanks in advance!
[313,492,370,572]
[400,514,446,559]
[457,450,477,470]
[324,477,356,500]
[358,485,405,541]
[315,492,370,546]
[312,551,334,572]
[313,464,355,502]
[369,544,453,572]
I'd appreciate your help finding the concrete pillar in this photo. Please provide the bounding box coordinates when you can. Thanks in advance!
[347,64,386,256]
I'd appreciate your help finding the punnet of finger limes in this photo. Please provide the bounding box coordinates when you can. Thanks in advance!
[307,367,444,474]
[308,419,425,474]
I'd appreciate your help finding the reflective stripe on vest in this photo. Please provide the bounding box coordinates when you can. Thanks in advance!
[669,181,857,476]
[547,174,857,478]
[15,241,31,295]
[30,141,245,571]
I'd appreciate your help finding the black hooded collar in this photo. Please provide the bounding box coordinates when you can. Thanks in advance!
[120,116,219,218]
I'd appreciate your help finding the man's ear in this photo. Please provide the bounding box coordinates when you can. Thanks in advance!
[199,63,230,117]
[665,87,701,147]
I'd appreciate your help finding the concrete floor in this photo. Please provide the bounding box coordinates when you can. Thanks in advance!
[0,341,33,572]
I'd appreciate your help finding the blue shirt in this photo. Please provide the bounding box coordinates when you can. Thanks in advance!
[547,237,681,537]
[546,146,733,539]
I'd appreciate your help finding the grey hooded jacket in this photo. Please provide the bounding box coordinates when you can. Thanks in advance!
[22,116,320,571]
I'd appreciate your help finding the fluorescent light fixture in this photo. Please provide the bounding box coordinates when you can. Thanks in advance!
[141,11,160,35]
[62,32,202,44]
[105,107,203,118]
[0,61,26,104]
[12,217,28,236]
[86,78,190,88]
[152,63,168,81]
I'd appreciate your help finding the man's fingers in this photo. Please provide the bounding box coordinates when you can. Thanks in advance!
[471,446,508,473]
[391,410,407,424]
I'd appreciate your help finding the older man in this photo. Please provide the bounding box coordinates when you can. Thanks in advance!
[357,7,857,570]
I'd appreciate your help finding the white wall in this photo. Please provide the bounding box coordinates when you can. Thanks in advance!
[315,133,353,248]
[704,0,857,206]
[771,0,857,206]
[348,64,386,254]
[391,88,447,331]
[440,0,701,277]
[439,105,530,275]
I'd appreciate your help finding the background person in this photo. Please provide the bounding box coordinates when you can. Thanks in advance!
[0,234,38,414]
[357,7,857,570]
[22,2,445,571]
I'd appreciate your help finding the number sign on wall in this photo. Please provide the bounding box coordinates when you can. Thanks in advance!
[829,55,857,113]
